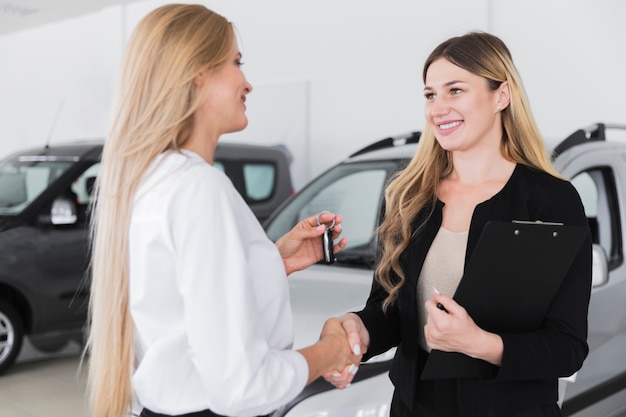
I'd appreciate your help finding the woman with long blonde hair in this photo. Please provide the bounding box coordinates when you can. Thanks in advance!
[325,32,591,417]
[86,4,359,417]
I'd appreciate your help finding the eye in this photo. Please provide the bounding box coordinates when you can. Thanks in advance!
[424,92,435,101]
[236,59,245,67]
[450,88,462,96]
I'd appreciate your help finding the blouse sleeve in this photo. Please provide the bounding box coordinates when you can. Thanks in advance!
[356,198,402,360]
[357,272,402,360]
[167,167,307,415]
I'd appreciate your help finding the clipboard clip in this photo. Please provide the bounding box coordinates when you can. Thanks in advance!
[511,220,564,238]
[512,220,564,226]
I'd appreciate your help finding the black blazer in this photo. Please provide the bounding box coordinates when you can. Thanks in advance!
[357,164,592,416]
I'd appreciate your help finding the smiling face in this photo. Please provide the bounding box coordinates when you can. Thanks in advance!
[424,58,509,155]
[193,37,253,141]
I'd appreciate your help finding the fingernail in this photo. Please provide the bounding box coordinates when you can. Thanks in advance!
[332,372,342,378]
[352,344,361,355]
[345,383,352,388]
[349,364,359,375]
[316,225,325,231]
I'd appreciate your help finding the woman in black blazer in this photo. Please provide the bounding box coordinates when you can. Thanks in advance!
[325,32,592,417]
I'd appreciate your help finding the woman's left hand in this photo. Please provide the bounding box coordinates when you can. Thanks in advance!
[424,289,503,366]
[275,211,348,275]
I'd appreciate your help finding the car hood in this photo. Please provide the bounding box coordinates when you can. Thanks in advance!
[287,264,374,349]
[0,216,20,232]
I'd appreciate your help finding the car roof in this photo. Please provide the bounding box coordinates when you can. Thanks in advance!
[345,142,418,163]
[551,123,626,160]
[4,139,103,161]
[214,142,293,164]
[343,131,420,163]
[346,123,626,166]
[3,139,293,163]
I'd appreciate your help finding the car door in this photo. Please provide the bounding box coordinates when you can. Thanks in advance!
[556,146,626,416]
[27,161,100,332]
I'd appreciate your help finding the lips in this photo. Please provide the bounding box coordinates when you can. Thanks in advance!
[439,121,462,130]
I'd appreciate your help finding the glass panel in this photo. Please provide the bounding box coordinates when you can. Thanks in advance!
[213,161,225,172]
[570,167,622,268]
[265,160,401,267]
[297,170,387,249]
[71,163,100,205]
[571,172,598,217]
[0,159,74,215]
[243,163,275,201]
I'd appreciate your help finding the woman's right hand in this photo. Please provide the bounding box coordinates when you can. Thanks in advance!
[275,211,347,275]
[298,316,362,385]
[323,313,370,389]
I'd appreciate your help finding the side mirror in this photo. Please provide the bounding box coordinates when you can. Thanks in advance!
[85,176,96,196]
[51,196,77,225]
[591,243,609,287]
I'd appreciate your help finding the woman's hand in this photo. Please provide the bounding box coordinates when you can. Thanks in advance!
[275,211,347,275]
[323,313,370,389]
[298,317,362,385]
[424,289,503,366]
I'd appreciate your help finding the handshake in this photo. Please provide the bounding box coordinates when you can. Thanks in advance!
[299,313,371,389]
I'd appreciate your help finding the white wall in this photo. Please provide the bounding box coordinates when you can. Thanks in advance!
[1,0,625,189]
[0,6,122,151]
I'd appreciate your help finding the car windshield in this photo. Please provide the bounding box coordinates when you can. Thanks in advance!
[0,155,76,215]
[265,159,405,269]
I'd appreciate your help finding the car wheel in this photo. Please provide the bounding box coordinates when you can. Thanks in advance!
[0,300,24,375]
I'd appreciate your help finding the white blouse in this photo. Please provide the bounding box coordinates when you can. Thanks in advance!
[129,150,308,416]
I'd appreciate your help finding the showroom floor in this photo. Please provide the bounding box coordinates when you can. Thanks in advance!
[0,338,86,417]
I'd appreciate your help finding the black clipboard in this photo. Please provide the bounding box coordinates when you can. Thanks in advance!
[421,220,589,380]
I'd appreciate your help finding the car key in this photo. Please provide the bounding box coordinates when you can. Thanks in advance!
[317,211,336,264]
[322,225,335,264]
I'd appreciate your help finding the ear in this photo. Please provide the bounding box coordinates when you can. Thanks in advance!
[496,81,510,112]
[193,70,207,87]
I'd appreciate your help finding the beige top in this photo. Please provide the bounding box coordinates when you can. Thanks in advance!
[417,227,469,351]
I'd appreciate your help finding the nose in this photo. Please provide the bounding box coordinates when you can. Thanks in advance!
[244,80,253,94]
[427,97,450,118]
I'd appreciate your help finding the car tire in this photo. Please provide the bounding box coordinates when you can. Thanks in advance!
[0,300,24,375]
[29,333,70,353]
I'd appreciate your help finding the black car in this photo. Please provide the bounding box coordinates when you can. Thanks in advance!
[0,140,293,374]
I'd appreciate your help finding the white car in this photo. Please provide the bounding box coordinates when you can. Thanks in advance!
[264,124,626,417]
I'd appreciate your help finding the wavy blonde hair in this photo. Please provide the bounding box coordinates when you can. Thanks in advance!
[85,5,234,417]
[376,32,559,310]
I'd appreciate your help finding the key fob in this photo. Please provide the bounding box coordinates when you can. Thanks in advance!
[322,226,335,264]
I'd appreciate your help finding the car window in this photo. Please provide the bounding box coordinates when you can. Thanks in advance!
[265,160,402,267]
[296,170,387,249]
[0,157,74,215]
[243,163,275,201]
[570,167,623,269]
[214,160,277,202]
[213,161,225,172]
[71,163,100,206]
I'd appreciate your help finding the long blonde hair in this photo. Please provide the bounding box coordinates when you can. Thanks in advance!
[85,5,234,417]
[376,32,559,310]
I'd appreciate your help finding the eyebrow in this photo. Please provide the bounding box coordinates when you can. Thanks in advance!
[424,80,466,91]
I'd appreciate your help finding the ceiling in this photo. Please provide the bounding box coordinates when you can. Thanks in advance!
[0,0,143,36]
